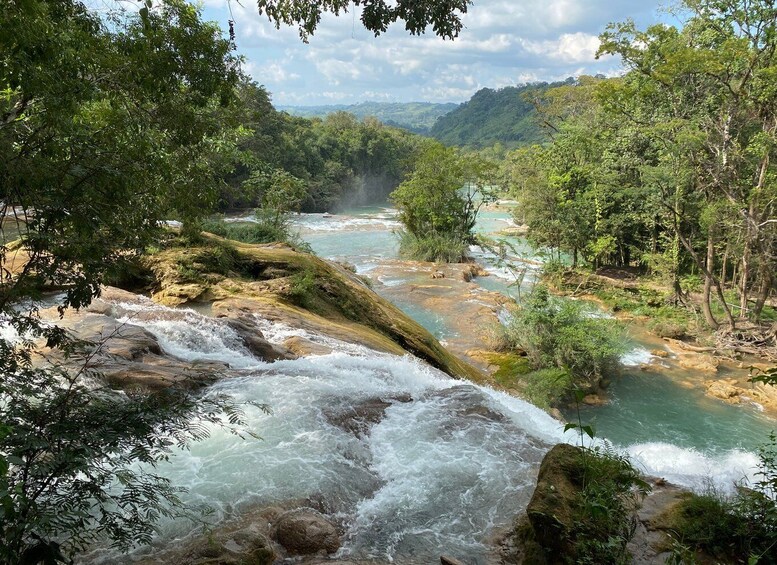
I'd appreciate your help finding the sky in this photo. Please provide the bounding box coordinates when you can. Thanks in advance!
[199,0,677,106]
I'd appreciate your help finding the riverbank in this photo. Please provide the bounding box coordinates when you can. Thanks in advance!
[542,267,777,417]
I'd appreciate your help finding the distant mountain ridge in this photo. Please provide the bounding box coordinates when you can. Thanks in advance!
[430,80,576,148]
[278,101,458,134]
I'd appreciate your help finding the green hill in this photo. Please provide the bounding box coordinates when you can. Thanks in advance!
[278,101,457,134]
[430,81,574,148]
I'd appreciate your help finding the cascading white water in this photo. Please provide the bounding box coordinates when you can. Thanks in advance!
[91,299,761,564]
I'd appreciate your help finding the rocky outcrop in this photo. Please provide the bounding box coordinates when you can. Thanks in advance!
[33,286,296,391]
[524,444,585,561]
[505,445,691,565]
[282,336,334,357]
[138,236,483,381]
[663,339,719,373]
[272,508,340,555]
[705,376,777,409]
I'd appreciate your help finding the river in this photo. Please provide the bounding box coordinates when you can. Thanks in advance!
[91,205,772,563]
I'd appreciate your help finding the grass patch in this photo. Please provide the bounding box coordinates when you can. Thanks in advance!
[201,217,312,253]
[397,230,469,263]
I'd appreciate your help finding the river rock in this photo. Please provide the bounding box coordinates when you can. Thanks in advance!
[183,526,274,565]
[219,314,297,361]
[525,443,584,560]
[582,393,606,406]
[282,336,334,357]
[273,508,340,555]
[323,395,411,437]
[705,380,741,402]
[676,352,719,373]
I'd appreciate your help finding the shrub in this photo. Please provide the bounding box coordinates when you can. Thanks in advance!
[666,432,777,564]
[520,368,572,410]
[285,269,317,307]
[397,230,469,263]
[571,445,649,564]
[201,214,311,253]
[503,286,627,394]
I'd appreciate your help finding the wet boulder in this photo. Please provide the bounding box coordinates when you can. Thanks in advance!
[525,443,585,561]
[272,508,340,555]
[219,314,296,362]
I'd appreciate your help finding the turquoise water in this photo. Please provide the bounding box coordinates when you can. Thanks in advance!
[304,229,398,269]
[286,205,776,457]
[571,369,771,453]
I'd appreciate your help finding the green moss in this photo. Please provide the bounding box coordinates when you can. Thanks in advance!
[144,234,484,381]
[479,352,532,387]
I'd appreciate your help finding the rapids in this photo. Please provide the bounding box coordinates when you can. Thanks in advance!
[90,205,771,562]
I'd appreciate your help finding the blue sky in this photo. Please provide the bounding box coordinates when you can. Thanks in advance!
[198,1,674,106]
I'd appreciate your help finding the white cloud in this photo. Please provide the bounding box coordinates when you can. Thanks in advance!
[521,32,601,63]
[197,0,664,105]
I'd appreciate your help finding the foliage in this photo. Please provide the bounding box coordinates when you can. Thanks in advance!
[519,368,573,410]
[220,101,424,212]
[0,0,242,312]
[502,286,628,395]
[0,321,254,562]
[0,0,249,560]
[280,101,458,135]
[255,0,471,41]
[396,231,470,263]
[668,486,777,564]
[285,269,317,307]
[498,0,777,327]
[570,445,649,564]
[390,142,497,262]
[430,81,573,148]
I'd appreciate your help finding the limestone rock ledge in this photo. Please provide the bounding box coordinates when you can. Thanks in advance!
[138,235,483,382]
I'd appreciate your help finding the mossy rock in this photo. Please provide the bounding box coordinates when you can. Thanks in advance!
[138,234,483,381]
[526,443,586,561]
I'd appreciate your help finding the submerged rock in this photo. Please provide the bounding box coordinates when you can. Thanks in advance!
[323,395,412,437]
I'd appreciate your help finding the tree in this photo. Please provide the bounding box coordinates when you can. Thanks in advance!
[255,0,472,41]
[390,142,496,262]
[1,0,246,560]
[599,0,777,327]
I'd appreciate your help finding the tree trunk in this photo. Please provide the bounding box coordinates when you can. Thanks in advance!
[740,231,751,318]
[753,266,774,322]
[676,227,736,328]
[702,231,719,329]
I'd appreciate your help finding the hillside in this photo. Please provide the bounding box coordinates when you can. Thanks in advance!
[278,101,457,134]
[430,81,574,148]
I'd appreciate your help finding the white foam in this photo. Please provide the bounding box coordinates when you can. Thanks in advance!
[621,347,655,367]
[625,442,759,493]
[114,302,262,369]
[291,213,401,232]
